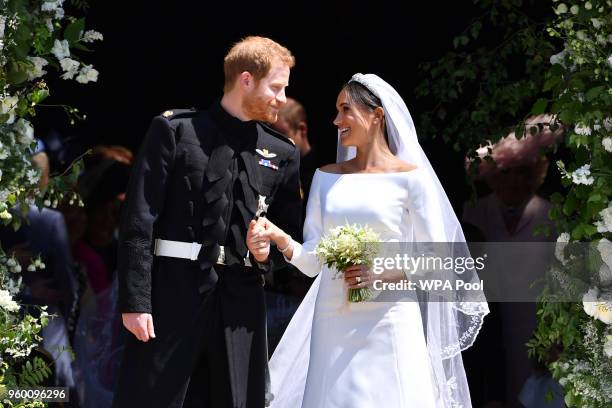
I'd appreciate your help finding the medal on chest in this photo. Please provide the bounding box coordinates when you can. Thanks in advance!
[256,194,269,219]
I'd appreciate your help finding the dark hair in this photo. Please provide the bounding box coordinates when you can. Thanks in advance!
[343,81,388,141]
[343,81,382,111]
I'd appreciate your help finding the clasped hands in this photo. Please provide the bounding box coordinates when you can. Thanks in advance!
[246,217,289,263]
[246,218,376,289]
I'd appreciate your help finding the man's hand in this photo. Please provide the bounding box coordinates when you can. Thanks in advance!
[256,218,293,260]
[122,313,156,342]
[247,218,271,263]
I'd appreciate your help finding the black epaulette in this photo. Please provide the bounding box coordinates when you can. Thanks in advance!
[159,108,199,121]
[258,121,296,147]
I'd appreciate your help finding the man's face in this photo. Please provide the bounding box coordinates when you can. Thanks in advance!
[242,60,290,122]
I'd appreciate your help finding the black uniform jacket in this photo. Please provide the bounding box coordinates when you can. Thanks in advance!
[117,102,302,314]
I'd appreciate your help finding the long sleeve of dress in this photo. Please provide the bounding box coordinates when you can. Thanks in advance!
[287,170,323,277]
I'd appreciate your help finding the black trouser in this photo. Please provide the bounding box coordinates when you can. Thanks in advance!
[112,262,267,408]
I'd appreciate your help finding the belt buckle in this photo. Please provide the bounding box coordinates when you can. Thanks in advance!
[216,245,226,265]
[190,242,201,261]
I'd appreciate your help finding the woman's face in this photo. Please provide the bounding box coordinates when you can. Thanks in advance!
[333,89,377,148]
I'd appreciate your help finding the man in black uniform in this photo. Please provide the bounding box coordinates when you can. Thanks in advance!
[113,36,302,408]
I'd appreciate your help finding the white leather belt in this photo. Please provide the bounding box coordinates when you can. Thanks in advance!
[154,238,226,264]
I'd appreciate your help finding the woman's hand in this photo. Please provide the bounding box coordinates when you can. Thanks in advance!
[343,264,375,289]
[256,218,294,260]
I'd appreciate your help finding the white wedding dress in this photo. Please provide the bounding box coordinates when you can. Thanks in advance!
[269,168,450,408]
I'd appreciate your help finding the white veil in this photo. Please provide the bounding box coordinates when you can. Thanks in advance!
[269,74,489,408]
[342,73,489,407]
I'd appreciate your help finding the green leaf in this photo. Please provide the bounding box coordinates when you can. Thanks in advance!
[64,18,86,44]
[12,216,22,232]
[531,98,548,115]
[563,194,576,216]
[29,89,50,104]
[582,224,597,237]
[587,194,602,203]
[470,21,482,39]
[585,86,605,102]
[571,224,583,240]
[71,42,93,52]
[7,61,29,85]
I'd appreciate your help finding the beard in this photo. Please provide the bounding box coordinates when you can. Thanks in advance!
[242,91,278,122]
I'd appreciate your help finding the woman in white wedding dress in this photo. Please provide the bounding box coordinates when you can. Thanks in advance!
[248,74,488,408]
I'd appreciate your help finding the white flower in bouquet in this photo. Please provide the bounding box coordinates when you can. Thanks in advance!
[60,57,80,79]
[76,64,99,84]
[81,30,103,43]
[603,137,612,153]
[1,94,18,124]
[51,39,70,60]
[0,209,12,220]
[13,118,34,145]
[571,164,594,185]
[583,287,612,324]
[26,56,48,80]
[604,335,612,358]
[0,289,20,312]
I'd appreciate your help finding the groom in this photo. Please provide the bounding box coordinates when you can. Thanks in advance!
[113,36,302,408]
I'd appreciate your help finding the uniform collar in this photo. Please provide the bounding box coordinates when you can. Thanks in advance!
[210,100,257,141]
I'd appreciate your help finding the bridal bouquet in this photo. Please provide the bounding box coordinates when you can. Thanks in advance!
[315,223,380,302]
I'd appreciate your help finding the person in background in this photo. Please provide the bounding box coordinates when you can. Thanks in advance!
[0,140,79,393]
[271,97,321,202]
[463,114,564,408]
[67,145,134,407]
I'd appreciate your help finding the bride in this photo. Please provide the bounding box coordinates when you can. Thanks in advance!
[247,73,489,407]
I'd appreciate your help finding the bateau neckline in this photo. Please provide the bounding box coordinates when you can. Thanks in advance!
[316,168,420,176]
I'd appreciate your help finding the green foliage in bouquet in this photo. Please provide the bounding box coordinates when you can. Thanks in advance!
[315,223,380,302]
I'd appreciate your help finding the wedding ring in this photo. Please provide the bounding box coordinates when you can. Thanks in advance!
[356,276,362,284]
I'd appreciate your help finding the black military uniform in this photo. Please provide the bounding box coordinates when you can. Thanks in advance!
[113,101,302,408]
